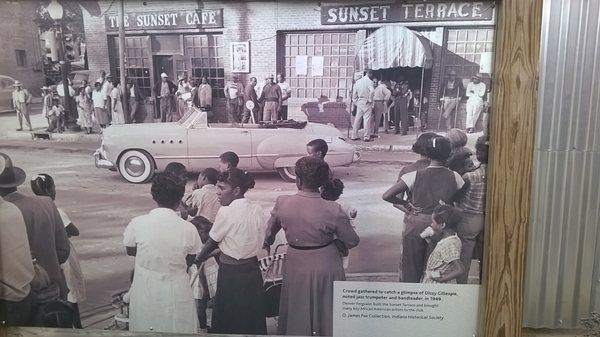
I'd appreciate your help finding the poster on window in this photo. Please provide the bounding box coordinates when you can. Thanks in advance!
[0,1,499,337]
[231,41,250,73]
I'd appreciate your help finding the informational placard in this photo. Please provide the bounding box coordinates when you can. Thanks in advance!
[334,281,480,337]
[296,55,308,75]
[311,56,324,76]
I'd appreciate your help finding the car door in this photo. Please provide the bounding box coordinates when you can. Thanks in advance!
[187,123,253,171]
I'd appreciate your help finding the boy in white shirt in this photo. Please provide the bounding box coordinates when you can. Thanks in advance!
[46,98,65,133]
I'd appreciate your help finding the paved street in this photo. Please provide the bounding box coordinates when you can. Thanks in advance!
[0,139,419,328]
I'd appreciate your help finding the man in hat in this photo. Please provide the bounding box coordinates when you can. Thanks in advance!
[0,153,70,301]
[12,81,32,131]
[0,154,36,326]
[465,73,487,133]
[176,73,192,121]
[224,75,244,123]
[259,74,282,122]
[41,86,53,122]
[440,70,463,130]
[153,73,178,122]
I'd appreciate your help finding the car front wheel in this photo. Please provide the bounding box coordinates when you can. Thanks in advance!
[276,166,297,183]
[118,150,155,183]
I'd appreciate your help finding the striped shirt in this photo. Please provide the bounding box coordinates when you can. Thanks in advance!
[422,234,462,284]
[458,164,487,214]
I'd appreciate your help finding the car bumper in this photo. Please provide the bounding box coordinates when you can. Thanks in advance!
[94,148,115,170]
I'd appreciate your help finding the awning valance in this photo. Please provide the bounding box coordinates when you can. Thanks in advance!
[355,25,434,70]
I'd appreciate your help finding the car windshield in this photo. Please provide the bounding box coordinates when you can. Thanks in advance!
[178,106,208,128]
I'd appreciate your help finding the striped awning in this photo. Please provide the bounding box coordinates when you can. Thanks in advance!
[355,25,434,70]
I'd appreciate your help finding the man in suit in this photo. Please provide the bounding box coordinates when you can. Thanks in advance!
[11,81,32,131]
[242,77,259,123]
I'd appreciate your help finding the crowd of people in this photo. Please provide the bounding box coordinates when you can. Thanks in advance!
[351,69,488,142]
[0,153,85,328]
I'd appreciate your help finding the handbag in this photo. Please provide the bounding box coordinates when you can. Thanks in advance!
[259,244,287,317]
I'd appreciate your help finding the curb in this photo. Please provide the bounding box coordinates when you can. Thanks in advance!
[0,131,101,142]
[357,144,412,152]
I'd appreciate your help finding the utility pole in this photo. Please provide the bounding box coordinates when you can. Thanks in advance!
[58,25,75,129]
[118,0,128,122]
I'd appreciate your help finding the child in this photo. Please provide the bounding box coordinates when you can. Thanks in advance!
[218,151,239,172]
[446,128,475,175]
[46,98,65,133]
[31,174,86,328]
[306,138,328,159]
[185,167,221,223]
[421,204,465,284]
[321,178,357,269]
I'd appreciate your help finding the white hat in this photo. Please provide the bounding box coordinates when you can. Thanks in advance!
[161,73,168,78]
[95,78,103,84]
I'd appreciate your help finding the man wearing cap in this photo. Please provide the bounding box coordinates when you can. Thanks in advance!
[0,153,70,301]
[242,77,259,123]
[224,76,244,123]
[0,154,36,326]
[153,73,178,122]
[465,73,487,133]
[440,70,463,130]
[12,81,32,131]
[259,74,282,122]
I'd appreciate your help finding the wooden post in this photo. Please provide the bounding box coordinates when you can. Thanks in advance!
[118,0,127,122]
[481,1,543,337]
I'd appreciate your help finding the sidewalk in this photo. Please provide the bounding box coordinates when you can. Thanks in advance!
[0,108,482,152]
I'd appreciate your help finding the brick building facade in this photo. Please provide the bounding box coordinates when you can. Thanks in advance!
[0,1,45,97]
[83,1,496,127]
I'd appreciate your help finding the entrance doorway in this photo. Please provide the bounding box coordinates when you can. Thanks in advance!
[153,55,174,119]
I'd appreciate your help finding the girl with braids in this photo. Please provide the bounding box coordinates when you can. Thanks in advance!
[123,172,202,333]
[421,205,465,284]
[194,168,267,335]
[30,174,86,328]
[382,136,465,283]
[264,156,359,336]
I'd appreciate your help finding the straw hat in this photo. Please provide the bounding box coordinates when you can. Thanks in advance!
[13,80,23,87]
[0,153,26,188]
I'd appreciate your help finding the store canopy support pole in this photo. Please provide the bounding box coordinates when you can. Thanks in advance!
[118,0,127,120]
[417,67,425,140]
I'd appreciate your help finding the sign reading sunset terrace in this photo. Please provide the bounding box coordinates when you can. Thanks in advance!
[105,9,224,31]
[321,2,495,25]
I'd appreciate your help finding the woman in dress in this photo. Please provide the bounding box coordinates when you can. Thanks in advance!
[123,172,202,333]
[382,136,465,283]
[91,80,109,129]
[76,87,93,134]
[194,168,267,335]
[110,79,126,125]
[264,156,360,336]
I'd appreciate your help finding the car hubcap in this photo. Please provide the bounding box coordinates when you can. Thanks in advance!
[125,156,145,177]
[285,167,296,178]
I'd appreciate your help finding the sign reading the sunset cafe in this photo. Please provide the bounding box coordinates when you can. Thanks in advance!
[321,2,495,25]
[105,9,224,31]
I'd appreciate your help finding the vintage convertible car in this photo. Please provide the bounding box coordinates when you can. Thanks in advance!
[94,107,360,183]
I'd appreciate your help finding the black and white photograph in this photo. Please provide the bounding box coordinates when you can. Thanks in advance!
[0,1,498,336]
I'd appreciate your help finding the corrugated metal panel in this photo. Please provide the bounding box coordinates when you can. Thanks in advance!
[524,0,600,329]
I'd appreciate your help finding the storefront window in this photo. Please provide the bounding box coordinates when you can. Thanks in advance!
[282,31,356,100]
[108,36,152,98]
[184,34,224,99]
[443,28,494,79]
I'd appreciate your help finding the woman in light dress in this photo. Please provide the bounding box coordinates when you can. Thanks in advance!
[123,172,203,333]
[110,79,126,125]
[76,86,94,134]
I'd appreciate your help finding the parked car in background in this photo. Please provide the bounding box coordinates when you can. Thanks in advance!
[94,107,360,183]
[0,75,16,113]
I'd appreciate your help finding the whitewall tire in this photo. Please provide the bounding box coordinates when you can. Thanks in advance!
[118,150,155,183]
[276,166,297,183]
